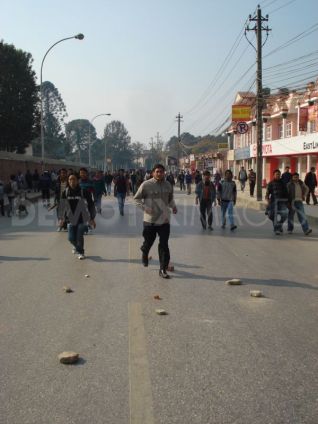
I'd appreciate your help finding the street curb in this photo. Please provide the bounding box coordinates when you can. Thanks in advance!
[236,197,267,211]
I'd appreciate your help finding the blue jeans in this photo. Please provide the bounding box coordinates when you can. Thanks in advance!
[221,201,234,227]
[288,201,309,233]
[67,223,87,254]
[106,183,111,195]
[268,201,288,232]
[117,193,126,215]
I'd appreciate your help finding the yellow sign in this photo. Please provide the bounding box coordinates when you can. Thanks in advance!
[232,105,251,122]
[218,143,228,149]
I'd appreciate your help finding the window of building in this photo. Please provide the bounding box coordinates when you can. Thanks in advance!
[278,124,283,139]
[309,120,317,133]
[265,125,272,141]
[286,121,292,138]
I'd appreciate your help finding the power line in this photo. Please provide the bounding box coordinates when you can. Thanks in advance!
[268,0,298,14]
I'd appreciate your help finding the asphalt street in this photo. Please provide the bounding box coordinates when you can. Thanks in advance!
[1,191,318,424]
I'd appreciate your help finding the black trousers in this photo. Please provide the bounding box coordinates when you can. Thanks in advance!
[250,181,256,196]
[306,188,317,205]
[199,199,212,227]
[141,222,170,271]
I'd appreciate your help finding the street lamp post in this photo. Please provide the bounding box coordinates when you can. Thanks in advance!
[40,33,84,164]
[88,113,111,169]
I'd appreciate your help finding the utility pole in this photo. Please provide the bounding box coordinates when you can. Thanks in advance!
[150,137,154,168]
[176,113,183,170]
[245,5,271,201]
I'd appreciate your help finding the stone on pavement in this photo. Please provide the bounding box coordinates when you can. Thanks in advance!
[156,309,168,315]
[250,290,263,297]
[63,286,74,293]
[226,279,242,285]
[58,351,79,364]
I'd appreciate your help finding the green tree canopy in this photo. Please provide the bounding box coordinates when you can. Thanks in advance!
[0,41,39,153]
[33,81,68,158]
[102,120,133,169]
[65,119,96,163]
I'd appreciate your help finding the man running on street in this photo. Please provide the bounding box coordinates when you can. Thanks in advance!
[134,164,177,279]
[59,173,96,259]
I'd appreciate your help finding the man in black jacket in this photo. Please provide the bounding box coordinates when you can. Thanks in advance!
[265,169,289,235]
[304,167,317,205]
[59,173,96,259]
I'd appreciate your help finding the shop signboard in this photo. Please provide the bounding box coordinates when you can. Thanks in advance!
[234,146,251,160]
[218,143,229,150]
[250,133,318,157]
[232,105,251,122]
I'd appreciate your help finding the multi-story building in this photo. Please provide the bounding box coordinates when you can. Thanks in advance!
[230,79,318,183]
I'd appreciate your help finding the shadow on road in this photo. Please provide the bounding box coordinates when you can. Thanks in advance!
[0,256,50,263]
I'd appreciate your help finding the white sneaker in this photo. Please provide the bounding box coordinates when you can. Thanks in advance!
[78,254,85,260]
[57,227,62,232]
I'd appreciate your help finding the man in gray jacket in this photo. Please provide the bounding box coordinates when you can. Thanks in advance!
[134,164,177,279]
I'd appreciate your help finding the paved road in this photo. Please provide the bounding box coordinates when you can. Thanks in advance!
[1,191,318,424]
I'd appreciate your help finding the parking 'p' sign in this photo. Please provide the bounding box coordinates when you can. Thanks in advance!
[236,122,249,134]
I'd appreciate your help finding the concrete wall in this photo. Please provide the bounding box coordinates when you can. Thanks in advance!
[0,152,88,182]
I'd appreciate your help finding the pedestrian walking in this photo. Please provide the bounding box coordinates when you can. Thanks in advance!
[238,166,247,192]
[166,172,175,187]
[304,167,317,205]
[185,171,192,195]
[5,175,18,216]
[59,173,96,260]
[54,168,68,231]
[248,169,256,197]
[25,170,33,191]
[134,163,177,279]
[130,171,137,195]
[287,172,312,235]
[265,169,289,235]
[217,170,237,231]
[195,170,216,230]
[194,170,202,187]
[178,171,185,191]
[39,171,52,207]
[93,170,106,214]
[104,171,113,196]
[79,167,95,233]
[281,166,292,185]
[114,169,130,216]
[32,169,40,192]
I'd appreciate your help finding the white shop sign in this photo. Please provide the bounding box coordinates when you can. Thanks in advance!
[250,134,318,158]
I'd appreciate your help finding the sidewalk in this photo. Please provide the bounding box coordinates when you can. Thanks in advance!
[236,183,318,227]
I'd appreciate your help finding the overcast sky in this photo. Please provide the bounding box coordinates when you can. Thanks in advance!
[1,0,318,146]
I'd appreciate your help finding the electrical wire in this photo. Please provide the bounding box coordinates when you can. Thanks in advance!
[268,0,298,14]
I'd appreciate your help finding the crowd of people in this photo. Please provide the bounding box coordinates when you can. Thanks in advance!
[0,164,316,275]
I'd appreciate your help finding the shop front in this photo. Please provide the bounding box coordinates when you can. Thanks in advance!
[249,133,318,183]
